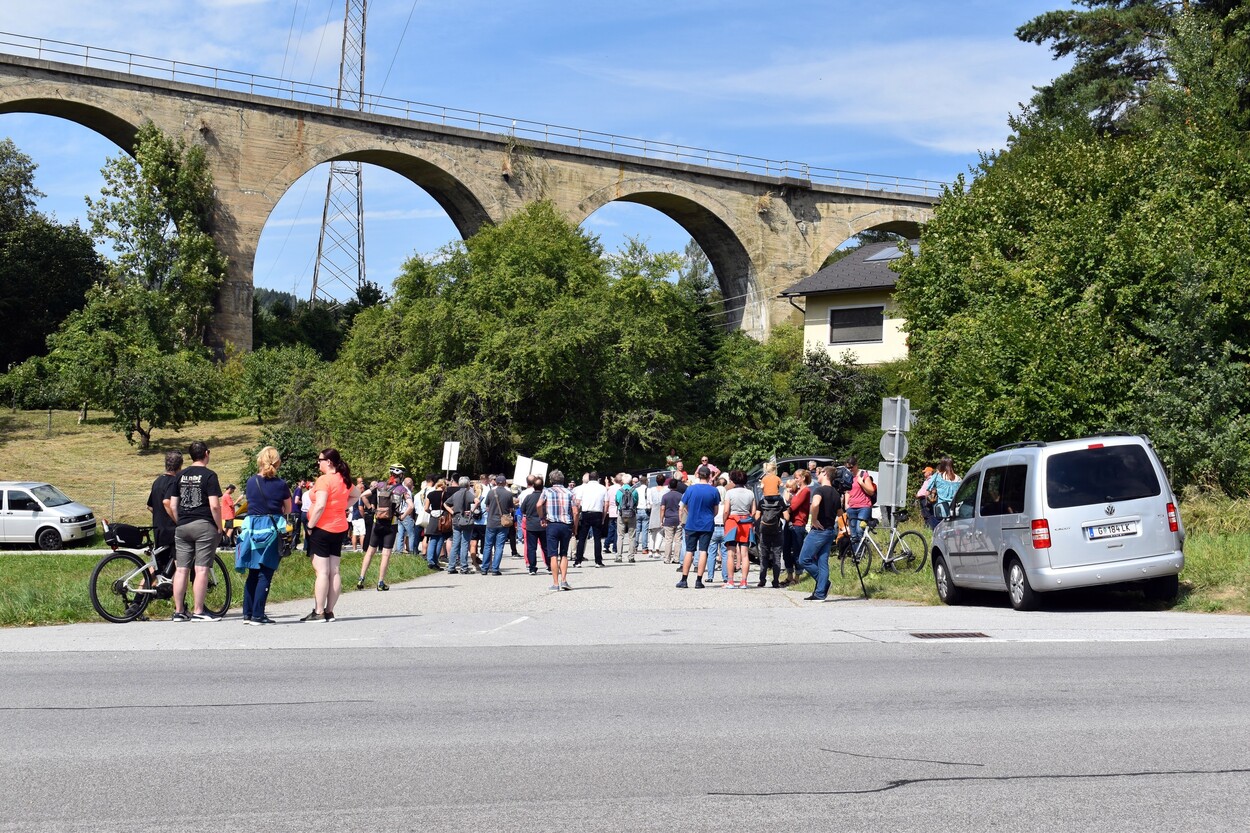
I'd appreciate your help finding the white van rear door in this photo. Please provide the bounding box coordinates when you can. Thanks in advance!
[1042,442,1174,570]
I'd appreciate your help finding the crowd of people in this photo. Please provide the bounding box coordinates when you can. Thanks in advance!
[146,443,961,622]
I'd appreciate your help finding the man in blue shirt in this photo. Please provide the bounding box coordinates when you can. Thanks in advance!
[676,465,720,589]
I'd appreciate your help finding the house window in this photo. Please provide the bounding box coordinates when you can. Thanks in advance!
[829,305,884,344]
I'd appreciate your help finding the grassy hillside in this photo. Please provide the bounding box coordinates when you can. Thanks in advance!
[0,409,265,531]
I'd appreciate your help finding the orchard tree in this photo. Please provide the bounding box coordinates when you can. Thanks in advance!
[7,123,229,449]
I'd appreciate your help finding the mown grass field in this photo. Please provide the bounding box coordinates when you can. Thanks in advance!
[0,409,266,532]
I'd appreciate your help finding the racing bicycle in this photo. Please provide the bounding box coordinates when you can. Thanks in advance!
[88,520,232,623]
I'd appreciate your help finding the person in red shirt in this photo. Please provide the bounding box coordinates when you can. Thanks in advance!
[784,469,812,585]
[220,484,237,547]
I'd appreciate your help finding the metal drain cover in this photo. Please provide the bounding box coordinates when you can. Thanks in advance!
[910,632,991,640]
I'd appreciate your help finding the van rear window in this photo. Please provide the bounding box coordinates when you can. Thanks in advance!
[1045,445,1161,509]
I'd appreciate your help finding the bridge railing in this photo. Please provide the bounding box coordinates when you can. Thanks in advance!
[0,31,948,198]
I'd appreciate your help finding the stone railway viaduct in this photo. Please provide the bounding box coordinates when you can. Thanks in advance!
[0,52,937,351]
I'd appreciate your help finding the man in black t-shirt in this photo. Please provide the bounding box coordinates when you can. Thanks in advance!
[796,466,844,601]
[146,451,183,577]
[169,441,223,621]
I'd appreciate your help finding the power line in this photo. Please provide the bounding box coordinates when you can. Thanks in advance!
[278,0,302,79]
[378,0,420,97]
[307,0,339,86]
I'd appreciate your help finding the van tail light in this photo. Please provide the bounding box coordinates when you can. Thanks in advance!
[1167,503,1178,533]
[1031,519,1052,549]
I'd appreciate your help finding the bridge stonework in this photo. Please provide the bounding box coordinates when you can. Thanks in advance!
[0,54,935,351]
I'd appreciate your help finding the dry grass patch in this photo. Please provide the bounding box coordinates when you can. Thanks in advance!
[0,410,264,529]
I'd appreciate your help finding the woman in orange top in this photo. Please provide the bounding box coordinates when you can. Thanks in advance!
[303,447,353,623]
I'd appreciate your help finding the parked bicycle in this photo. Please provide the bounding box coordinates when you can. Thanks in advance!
[839,512,929,588]
[88,520,232,623]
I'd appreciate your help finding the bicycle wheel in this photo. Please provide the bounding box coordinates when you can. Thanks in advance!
[89,552,152,623]
[201,555,233,617]
[892,531,929,573]
[840,541,871,578]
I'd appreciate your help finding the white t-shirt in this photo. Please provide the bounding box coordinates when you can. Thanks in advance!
[634,484,649,514]
[573,481,608,513]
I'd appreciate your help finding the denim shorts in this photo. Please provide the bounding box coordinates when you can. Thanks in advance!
[683,528,713,553]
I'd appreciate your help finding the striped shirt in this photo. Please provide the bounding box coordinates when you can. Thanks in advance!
[542,485,574,524]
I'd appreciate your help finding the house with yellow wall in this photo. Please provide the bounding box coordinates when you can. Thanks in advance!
[778,240,916,365]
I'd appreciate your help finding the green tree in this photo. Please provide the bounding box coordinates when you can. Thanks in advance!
[7,124,229,449]
[86,121,226,348]
[0,140,106,367]
[240,425,321,485]
[896,6,1250,492]
[1017,0,1250,130]
[232,344,326,424]
[321,203,722,475]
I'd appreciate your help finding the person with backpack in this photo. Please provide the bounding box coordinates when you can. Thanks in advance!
[614,472,639,563]
[843,455,877,553]
[393,469,417,555]
[756,488,788,588]
[357,473,400,591]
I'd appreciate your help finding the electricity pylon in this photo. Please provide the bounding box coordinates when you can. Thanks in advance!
[309,0,367,304]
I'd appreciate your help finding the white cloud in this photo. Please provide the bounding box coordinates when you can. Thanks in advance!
[562,36,1062,157]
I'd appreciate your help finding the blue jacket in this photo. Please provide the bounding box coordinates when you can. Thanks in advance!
[235,513,287,573]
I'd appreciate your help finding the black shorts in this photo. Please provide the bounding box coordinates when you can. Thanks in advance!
[369,521,397,550]
[307,526,346,559]
[472,525,486,542]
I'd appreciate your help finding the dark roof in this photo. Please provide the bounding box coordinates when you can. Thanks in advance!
[779,240,918,298]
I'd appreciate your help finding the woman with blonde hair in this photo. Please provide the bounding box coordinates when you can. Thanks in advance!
[238,446,292,624]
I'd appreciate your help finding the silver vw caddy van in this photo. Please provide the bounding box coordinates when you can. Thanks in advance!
[930,434,1184,610]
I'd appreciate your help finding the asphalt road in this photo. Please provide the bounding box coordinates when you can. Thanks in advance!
[2,639,1248,832]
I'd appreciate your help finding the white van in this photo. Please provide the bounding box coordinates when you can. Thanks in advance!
[929,435,1184,610]
[0,482,97,550]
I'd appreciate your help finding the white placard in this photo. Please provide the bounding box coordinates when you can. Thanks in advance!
[531,460,549,485]
[513,455,533,485]
[441,441,460,472]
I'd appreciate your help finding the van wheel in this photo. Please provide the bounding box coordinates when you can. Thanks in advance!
[1006,558,1040,611]
[933,555,964,605]
[1144,574,1179,604]
[36,527,63,551]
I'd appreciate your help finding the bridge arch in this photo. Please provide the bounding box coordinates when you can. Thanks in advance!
[574,179,766,335]
[261,138,497,245]
[0,96,141,153]
[812,204,929,265]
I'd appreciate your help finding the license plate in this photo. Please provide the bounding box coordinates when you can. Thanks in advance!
[1086,521,1137,540]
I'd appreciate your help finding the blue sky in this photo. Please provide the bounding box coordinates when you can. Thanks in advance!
[0,1,1071,300]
